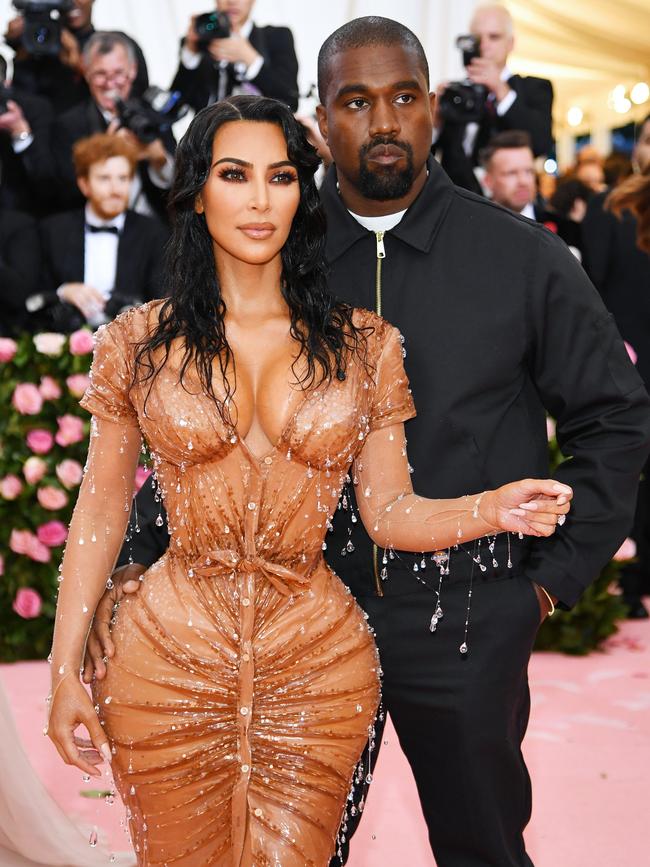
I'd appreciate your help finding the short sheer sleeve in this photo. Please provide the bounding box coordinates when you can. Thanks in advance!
[369,323,416,431]
[79,316,138,427]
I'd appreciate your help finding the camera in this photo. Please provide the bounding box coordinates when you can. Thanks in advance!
[115,86,189,144]
[194,10,231,48]
[438,34,487,125]
[13,0,74,58]
[0,85,12,115]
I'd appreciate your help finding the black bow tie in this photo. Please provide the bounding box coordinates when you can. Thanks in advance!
[86,223,120,235]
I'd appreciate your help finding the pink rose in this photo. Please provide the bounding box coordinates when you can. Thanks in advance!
[12,383,43,415]
[37,485,68,511]
[69,329,94,355]
[66,373,91,398]
[37,520,68,547]
[614,537,637,561]
[26,429,54,455]
[25,534,51,563]
[0,337,18,362]
[33,332,66,356]
[39,376,62,400]
[55,414,85,447]
[0,554,4,576]
[546,417,556,442]
[624,342,638,366]
[9,529,32,555]
[56,459,83,489]
[1,474,23,500]
[134,465,152,493]
[23,456,48,485]
[12,588,43,619]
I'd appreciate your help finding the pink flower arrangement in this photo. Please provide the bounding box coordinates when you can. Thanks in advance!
[1,474,23,500]
[0,337,18,362]
[69,329,94,356]
[39,376,62,400]
[66,373,91,398]
[12,588,43,619]
[37,520,68,547]
[26,429,54,455]
[8,529,50,561]
[613,537,637,562]
[33,332,66,357]
[12,383,43,415]
[56,459,83,489]
[0,554,4,576]
[55,415,85,447]
[23,456,48,485]
[37,486,68,511]
[9,529,31,555]
[134,465,152,493]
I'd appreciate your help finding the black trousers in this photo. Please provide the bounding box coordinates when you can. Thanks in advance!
[620,456,650,599]
[334,573,541,867]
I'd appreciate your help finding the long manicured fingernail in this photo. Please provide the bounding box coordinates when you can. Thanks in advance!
[552,483,572,493]
[509,508,526,516]
[100,743,112,763]
[556,496,567,505]
[519,502,537,510]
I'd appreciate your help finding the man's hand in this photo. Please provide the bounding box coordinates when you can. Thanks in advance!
[4,15,24,44]
[0,100,31,139]
[58,282,105,320]
[432,81,449,133]
[111,124,169,170]
[82,563,146,683]
[59,28,82,71]
[467,57,510,102]
[208,35,260,68]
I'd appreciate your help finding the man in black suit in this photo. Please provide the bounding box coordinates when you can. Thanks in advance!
[85,18,650,867]
[481,130,585,258]
[5,0,148,114]
[50,31,174,222]
[0,208,40,334]
[31,132,167,333]
[171,0,299,112]
[0,56,56,218]
[435,3,553,194]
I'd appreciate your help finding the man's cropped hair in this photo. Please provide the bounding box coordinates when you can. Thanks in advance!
[83,31,135,67]
[480,130,533,168]
[317,16,429,103]
[73,133,138,179]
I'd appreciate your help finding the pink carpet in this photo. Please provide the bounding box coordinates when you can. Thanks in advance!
[2,618,649,866]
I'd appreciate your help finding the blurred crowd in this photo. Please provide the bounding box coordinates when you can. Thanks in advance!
[1,1,649,611]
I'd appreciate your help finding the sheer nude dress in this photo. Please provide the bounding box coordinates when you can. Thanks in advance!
[55,302,488,865]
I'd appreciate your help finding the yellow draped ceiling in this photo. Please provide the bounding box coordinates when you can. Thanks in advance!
[504,0,650,136]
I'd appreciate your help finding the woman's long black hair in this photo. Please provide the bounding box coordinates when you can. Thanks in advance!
[134,95,368,423]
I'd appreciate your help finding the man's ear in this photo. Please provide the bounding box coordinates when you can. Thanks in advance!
[194,194,204,215]
[77,175,90,198]
[315,104,328,144]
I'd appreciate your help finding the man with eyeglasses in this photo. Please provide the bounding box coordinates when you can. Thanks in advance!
[49,31,173,223]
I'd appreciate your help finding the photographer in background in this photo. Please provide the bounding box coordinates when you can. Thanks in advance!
[5,0,148,114]
[171,0,299,112]
[50,31,175,222]
[435,3,553,194]
[31,132,167,333]
[0,55,56,216]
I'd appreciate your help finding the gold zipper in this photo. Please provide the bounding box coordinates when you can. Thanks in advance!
[373,230,386,596]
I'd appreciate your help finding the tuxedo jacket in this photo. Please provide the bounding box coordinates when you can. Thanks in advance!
[583,192,650,387]
[0,209,40,335]
[121,160,650,610]
[38,208,168,304]
[51,100,176,222]
[171,25,299,112]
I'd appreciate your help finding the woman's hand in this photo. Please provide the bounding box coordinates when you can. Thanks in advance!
[480,479,573,537]
[47,675,112,777]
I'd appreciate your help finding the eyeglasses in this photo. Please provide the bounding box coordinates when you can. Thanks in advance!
[88,69,131,85]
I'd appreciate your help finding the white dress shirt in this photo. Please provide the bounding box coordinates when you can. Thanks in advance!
[462,66,518,157]
[83,204,126,327]
[180,18,264,86]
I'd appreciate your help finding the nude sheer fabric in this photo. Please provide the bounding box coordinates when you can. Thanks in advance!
[52,302,488,866]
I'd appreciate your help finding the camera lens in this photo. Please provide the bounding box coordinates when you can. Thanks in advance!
[35,25,53,45]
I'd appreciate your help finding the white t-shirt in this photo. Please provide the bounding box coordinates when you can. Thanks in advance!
[346,209,407,232]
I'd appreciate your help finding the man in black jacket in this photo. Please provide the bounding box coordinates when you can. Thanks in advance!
[85,18,650,867]
[5,0,148,114]
[0,208,40,334]
[435,3,553,194]
[171,0,299,111]
[31,132,166,333]
[50,31,174,222]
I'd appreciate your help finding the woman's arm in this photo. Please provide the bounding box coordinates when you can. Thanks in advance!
[47,415,141,776]
[354,421,571,551]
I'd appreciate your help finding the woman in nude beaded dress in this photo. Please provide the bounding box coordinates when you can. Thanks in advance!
[46,96,572,866]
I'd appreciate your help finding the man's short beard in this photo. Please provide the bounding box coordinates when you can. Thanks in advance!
[357,139,415,201]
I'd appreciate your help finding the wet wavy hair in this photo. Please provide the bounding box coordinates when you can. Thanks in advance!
[134,95,368,423]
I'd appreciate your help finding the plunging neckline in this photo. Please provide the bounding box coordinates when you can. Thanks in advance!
[234,383,315,464]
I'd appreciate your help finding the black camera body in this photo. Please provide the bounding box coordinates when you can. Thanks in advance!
[438,34,487,125]
[13,0,74,57]
[194,10,231,48]
[115,86,189,144]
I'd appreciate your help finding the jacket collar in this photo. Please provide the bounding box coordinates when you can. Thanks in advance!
[322,156,455,262]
